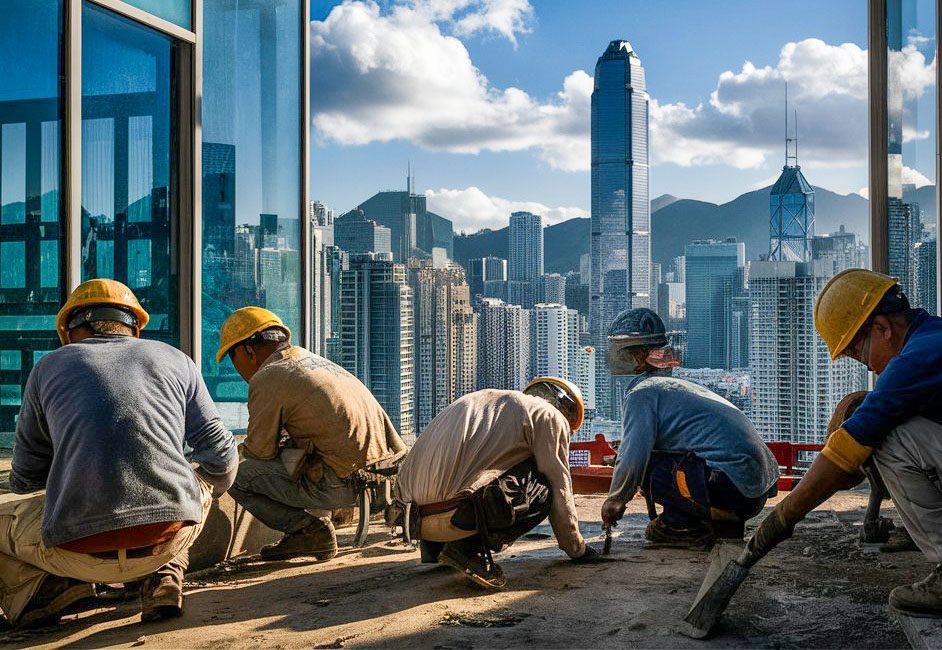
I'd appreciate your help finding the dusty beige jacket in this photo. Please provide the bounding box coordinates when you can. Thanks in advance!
[395,389,585,558]
[242,346,406,478]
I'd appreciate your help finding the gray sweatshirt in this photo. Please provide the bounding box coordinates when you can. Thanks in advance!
[11,335,238,547]
[609,373,779,502]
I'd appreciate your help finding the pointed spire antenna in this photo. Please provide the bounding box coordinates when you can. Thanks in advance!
[784,82,798,167]
[794,109,799,166]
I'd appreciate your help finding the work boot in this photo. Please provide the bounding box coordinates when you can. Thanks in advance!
[438,542,506,589]
[140,573,183,623]
[260,518,338,561]
[17,576,96,628]
[889,565,942,617]
[880,525,919,553]
[644,516,714,550]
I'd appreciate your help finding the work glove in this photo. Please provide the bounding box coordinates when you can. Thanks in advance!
[601,497,627,527]
[741,502,794,567]
[571,544,606,564]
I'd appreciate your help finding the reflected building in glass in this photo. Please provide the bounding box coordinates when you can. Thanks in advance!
[0,0,310,445]
[589,40,650,418]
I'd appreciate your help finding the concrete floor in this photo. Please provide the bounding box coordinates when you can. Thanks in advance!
[0,466,929,649]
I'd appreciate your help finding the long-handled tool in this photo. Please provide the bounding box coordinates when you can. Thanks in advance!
[681,542,755,638]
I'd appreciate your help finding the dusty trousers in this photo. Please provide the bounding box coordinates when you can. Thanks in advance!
[872,416,942,563]
[0,479,211,626]
[420,458,552,562]
[228,457,357,533]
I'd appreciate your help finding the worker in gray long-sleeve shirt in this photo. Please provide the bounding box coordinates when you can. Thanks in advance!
[600,308,778,549]
[2,279,238,629]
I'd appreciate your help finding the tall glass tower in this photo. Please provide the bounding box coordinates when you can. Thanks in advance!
[590,40,650,417]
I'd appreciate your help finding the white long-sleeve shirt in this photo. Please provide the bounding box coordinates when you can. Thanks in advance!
[396,389,586,558]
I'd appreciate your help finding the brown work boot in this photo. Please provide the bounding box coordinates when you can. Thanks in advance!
[17,576,96,628]
[140,573,183,623]
[880,525,919,553]
[889,565,942,617]
[644,516,714,550]
[260,518,338,561]
[438,543,506,589]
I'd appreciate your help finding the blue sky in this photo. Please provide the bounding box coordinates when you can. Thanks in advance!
[310,1,934,232]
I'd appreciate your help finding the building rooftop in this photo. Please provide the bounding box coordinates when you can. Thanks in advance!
[0,457,924,649]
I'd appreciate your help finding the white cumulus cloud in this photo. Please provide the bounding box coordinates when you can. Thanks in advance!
[311,1,590,171]
[425,186,587,232]
[651,38,935,171]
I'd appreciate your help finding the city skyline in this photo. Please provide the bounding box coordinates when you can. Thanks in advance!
[306,0,938,235]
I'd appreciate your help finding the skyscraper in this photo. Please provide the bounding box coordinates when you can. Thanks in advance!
[684,239,746,369]
[590,40,650,418]
[477,297,530,391]
[334,210,392,256]
[508,211,543,308]
[466,255,507,298]
[408,260,478,431]
[339,253,415,441]
[532,303,579,381]
[541,273,567,305]
[914,239,938,315]
[749,260,860,443]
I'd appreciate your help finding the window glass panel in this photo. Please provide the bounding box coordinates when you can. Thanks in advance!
[121,0,191,30]
[0,0,62,447]
[887,0,937,315]
[202,0,303,431]
[81,2,178,345]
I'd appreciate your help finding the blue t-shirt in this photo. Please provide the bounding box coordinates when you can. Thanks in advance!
[844,310,942,448]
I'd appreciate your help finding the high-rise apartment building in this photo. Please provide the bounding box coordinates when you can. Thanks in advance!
[812,226,868,276]
[573,345,597,420]
[914,239,938,315]
[339,253,415,441]
[531,303,579,381]
[310,200,335,247]
[541,273,567,305]
[684,239,746,369]
[508,211,543,308]
[590,40,651,418]
[409,260,478,431]
[749,261,861,443]
[477,297,530,391]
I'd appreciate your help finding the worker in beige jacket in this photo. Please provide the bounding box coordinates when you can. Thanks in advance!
[395,378,598,589]
[217,307,407,562]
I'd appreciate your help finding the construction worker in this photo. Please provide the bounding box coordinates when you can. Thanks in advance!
[741,269,942,616]
[600,308,779,549]
[394,379,599,590]
[1,279,237,628]
[218,307,407,561]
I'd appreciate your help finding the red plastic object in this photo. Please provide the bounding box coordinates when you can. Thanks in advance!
[568,437,823,495]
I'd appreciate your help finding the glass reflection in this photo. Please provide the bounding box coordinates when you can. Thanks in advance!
[887,0,937,314]
[202,0,302,429]
[0,0,63,446]
[81,2,178,344]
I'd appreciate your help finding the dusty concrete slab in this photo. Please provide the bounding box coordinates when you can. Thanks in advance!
[0,489,929,649]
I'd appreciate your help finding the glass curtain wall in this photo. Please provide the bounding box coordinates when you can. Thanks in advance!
[202,0,303,429]
[81,3,179,344]
[885,0,938,314]
[0,1,64,446]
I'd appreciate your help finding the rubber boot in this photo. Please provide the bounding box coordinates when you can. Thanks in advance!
[17,576,96,628]
[260,518,338,561]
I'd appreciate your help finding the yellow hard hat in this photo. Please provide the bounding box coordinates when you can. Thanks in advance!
[524,376,585,432]
[216,306,291,363]
[814,269,899,360]
[56,279,149,345]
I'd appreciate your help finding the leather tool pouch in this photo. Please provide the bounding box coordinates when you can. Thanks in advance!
[451,482,515,531]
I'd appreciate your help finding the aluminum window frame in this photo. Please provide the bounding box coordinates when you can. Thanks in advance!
[61,0,310,365]
[869,0,942,313]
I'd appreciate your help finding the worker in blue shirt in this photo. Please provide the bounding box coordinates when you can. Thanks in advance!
[740,269,942,616]
[600,308,779,549]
